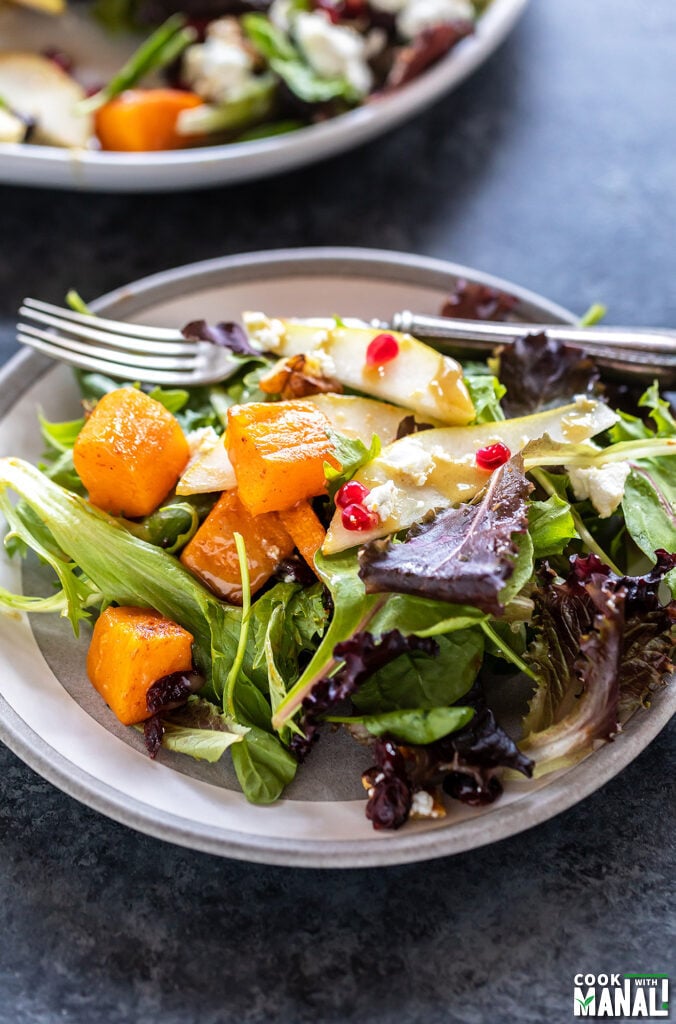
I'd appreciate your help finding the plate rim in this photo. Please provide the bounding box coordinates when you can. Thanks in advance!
[0,0,529,191]
[0,245,674,868]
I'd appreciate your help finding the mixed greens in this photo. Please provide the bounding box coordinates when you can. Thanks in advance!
[1,0,484,151]
[0,280,674,830]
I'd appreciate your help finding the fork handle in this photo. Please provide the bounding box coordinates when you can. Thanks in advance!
[390,311,676,383]
[391,311,676,355]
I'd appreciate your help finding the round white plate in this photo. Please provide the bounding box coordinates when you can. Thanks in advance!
[0,0,528,191]
[0,247,673,867]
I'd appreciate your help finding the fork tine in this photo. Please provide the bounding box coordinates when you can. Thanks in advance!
[17,331,203,386]
[19,305,197,357]
[22,298,185,343]
[18,324,201,372]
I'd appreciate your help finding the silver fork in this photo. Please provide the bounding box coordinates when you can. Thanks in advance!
[17,298,676,385]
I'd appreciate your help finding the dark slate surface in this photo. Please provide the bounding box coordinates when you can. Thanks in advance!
[0,0,674,1021]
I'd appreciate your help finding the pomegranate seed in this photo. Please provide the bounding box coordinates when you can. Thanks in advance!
[42,48,74,75]
[341,503,379,532]
[476,442,511,471]
[343,0,365,15]
[315,0,342,22]
[366,333,400,368]
[336,480,370,508]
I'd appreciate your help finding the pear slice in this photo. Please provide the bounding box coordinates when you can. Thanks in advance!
[176,395,432,496]
[323,398,618,554]
[243,314,475,426]
[176,434,236,495]
[0,53,92,148]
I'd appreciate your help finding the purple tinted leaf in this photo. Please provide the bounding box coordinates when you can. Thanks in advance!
[497,332,599,417]
[360,684,532,827]
[290,630,439,761]
[395,415,435,440]
[359,457,533,615]
[181,319,260,357]
[146,670,204,714]
[143,714,165,759]
[522,552,676,767]
[441,279,518,322]
[386,21,473,90]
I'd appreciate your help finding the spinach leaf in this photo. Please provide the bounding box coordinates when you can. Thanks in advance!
[231,725,297,804]
[353,630,484,713]
[329,705,474,744]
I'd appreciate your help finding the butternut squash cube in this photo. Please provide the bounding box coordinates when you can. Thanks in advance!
[180,491,294,603]
[280,500,326,573]
[73,387,189,517]
[226,399,340,516]
[87,605,194,726]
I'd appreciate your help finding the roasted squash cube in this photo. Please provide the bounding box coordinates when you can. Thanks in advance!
[280,500,326,573]
[73,387,189,517]
[180,491,294,603]
[87,605,194,726]
[226,399,340,516]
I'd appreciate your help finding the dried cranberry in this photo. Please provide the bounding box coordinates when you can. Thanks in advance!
[366,333,400,367]
[341,503,379,531]
[443,771,503,806]
[336,480,370,508]
[366,773,412,829]
[476,442,511,471]
[364,739,412,829]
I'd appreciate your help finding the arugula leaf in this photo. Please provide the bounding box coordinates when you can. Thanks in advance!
[329,705,474,744]
[242,13,360,105]
[325,430,381,498]
[528,494,578,558]
[464,374,506,424]
[359,457,533,615]
[272,549,379,729]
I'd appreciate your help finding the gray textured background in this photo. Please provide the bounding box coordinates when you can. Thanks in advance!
[0,0,675,1021]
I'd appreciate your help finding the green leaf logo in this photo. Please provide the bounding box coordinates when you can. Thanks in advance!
[576,996,595,1008]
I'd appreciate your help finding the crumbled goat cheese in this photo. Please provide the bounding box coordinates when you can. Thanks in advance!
[269,0,295,31]
[186,426,220,462]
[294,12,373,95]
[242,312,286,352]
[381,441,435,486]
[364,479,400,522]
[397,0,474,41]
[568,462,631,519]
[308,349,337,378]
[183,20,255,103]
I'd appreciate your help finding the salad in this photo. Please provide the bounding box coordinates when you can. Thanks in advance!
[0,0,486,151]
[0,280,674,832]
